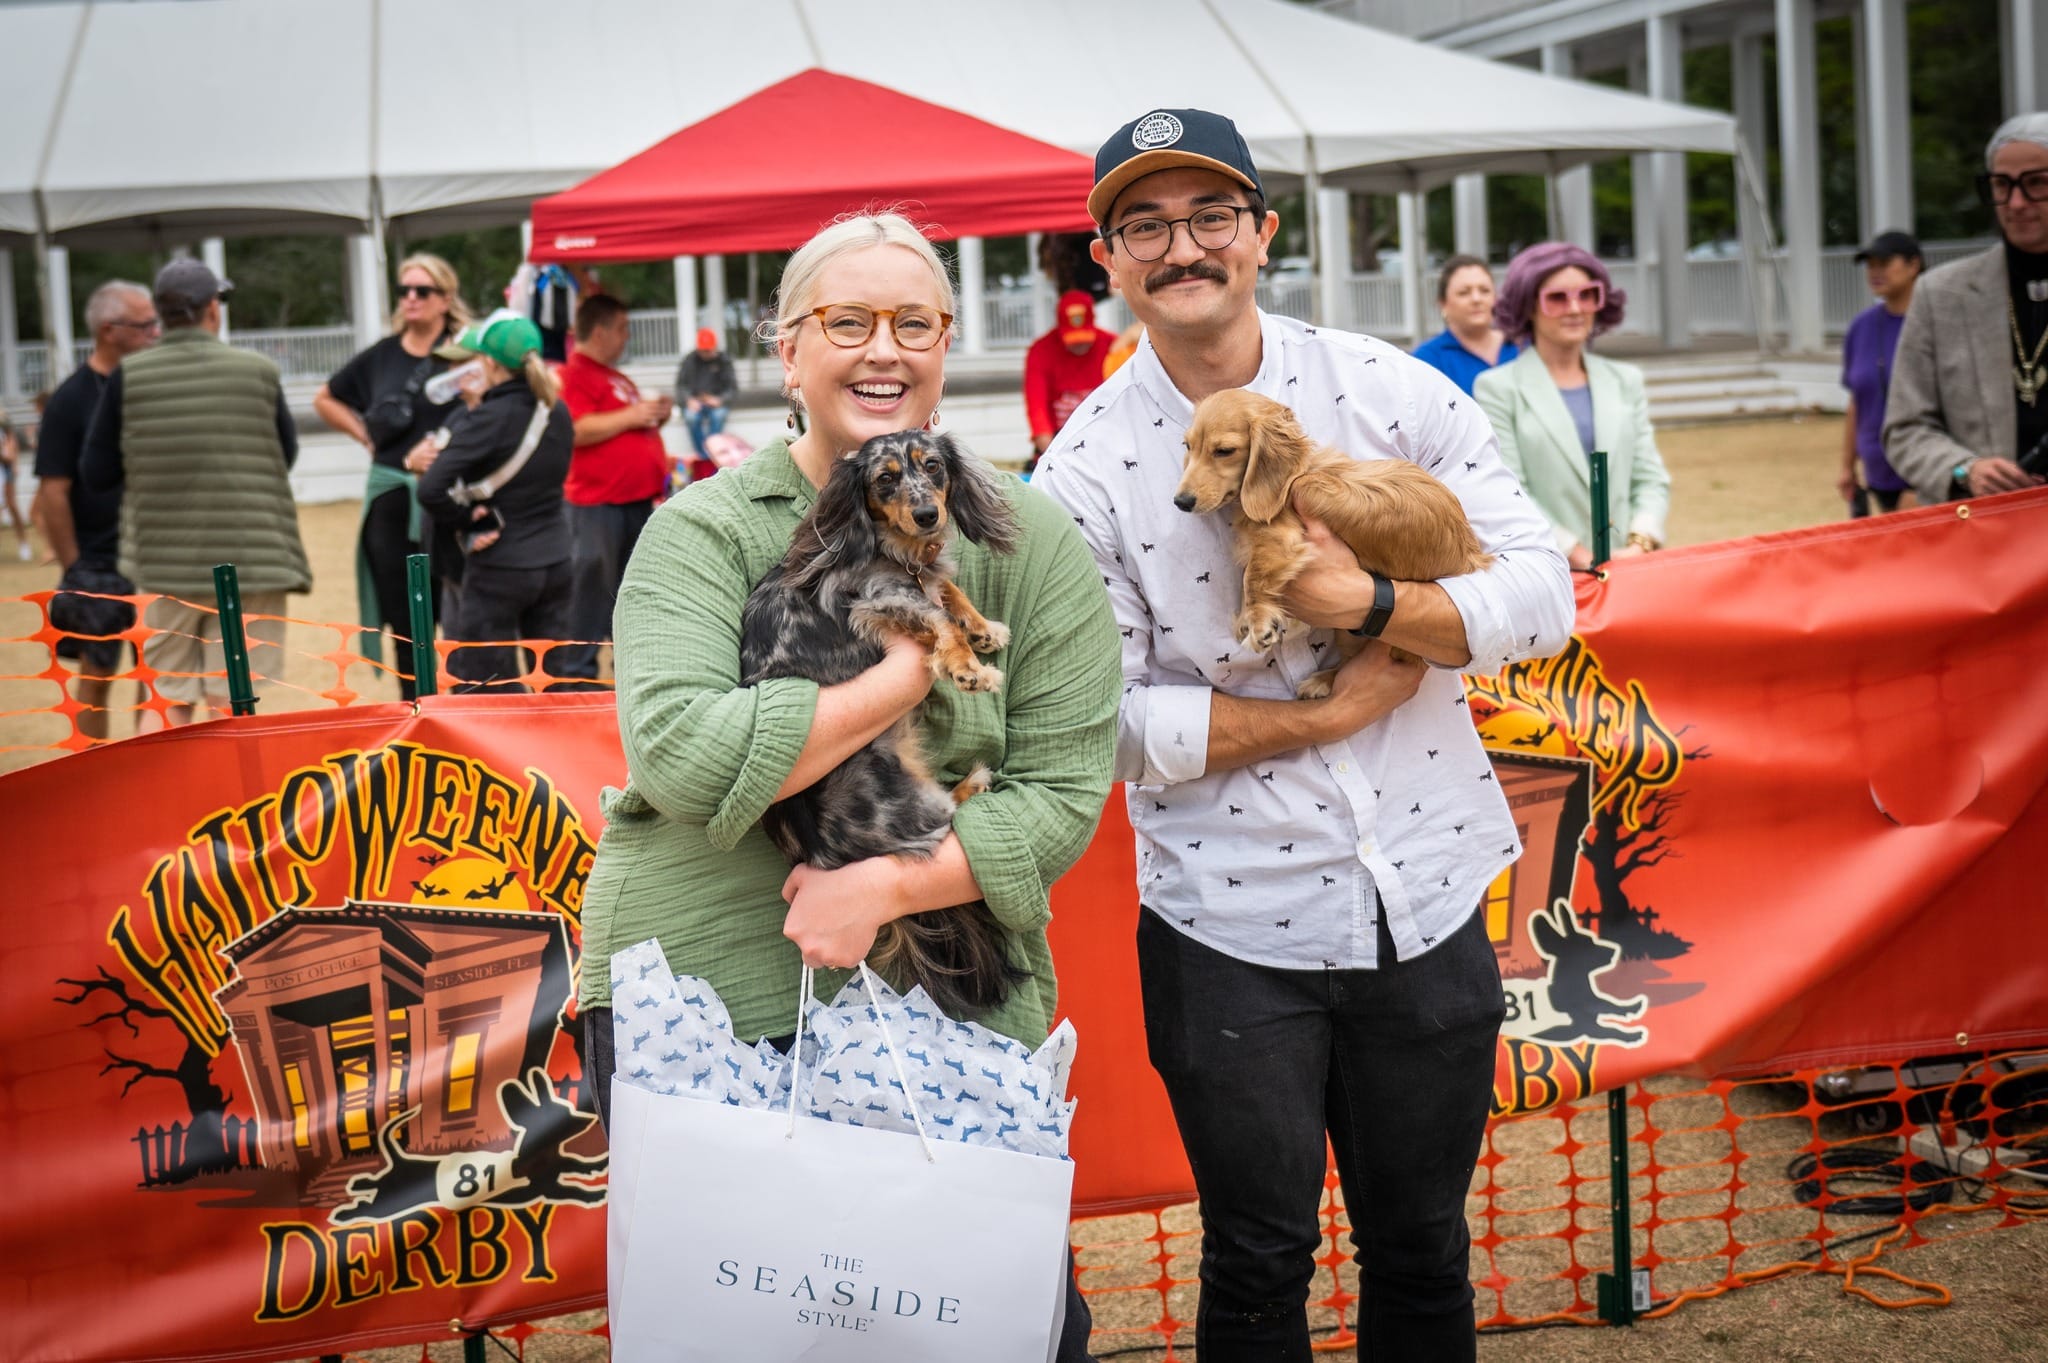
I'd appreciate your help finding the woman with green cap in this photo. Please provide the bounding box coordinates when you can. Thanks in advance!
[417,308,576,691]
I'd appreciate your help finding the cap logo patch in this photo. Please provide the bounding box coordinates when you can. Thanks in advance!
[1132,112,1184,150]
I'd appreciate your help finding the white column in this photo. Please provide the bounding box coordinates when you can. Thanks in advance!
[202,237,228,339]
[1732,32,1775,340]
[1025,234,1055,335]
[703,254,727,345]
[1777,0,1826,353]
[956,236,986,356]
[1626,51,1661,338]
[673,256,699,342]
[1543,44,1596,250]
[0,249,19,402]
[1396,191,1426,344]
[2009,0,2048,113]
[1452,175,1489,258]
[1316,188,1352,331]
[1733,33,1770,170]
[348,234,387,353]
[1647,14,1691,347]
[42,244,74,384]
[1861,0,1915,235]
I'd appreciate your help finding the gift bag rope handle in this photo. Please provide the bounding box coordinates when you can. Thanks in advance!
[785,963,939,1163]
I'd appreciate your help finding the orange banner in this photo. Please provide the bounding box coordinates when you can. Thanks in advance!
[3,493,2047,1362]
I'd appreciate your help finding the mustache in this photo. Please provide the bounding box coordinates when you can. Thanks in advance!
[1143,262,1229,293]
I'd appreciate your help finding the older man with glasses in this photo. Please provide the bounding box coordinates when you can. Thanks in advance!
[31,279,157,738]
[1885,113,2048,501]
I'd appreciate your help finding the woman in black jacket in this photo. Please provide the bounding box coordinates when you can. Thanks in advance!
[314,252,472,699]
[417,311,575,693]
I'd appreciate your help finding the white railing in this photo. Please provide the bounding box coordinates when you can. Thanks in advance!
[227,325,359,383]
[976,293,1040,348]
[1254,277,1315,322]
[628,310,680,365]
[1347,276,1408,335]
[2,237,1995,400]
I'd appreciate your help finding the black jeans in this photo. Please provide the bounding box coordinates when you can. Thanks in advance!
[362,485,424,700]
[447,558,576,693]
[583,1007,1096,1361]
[553,500,653,685]
[1137,904,1505,1363]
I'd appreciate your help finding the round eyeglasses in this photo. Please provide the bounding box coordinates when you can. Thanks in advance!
[1105,205,1256,263]
[810,303,952,350]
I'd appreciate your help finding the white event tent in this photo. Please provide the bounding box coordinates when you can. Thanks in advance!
[1,0,1738,390]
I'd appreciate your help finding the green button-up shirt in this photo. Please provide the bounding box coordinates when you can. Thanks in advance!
[577,439,1119,1044]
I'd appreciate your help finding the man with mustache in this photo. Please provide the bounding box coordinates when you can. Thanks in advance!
[1033,109,1574,1362]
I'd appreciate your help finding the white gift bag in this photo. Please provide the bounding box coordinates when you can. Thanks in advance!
[608,967,1075,1363]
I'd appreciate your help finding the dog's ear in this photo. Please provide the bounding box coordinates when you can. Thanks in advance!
[1238,399,1309,523]
[784,454,877,590]
[935,433,1018,554]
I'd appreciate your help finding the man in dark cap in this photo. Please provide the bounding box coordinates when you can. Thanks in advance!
[1034,108,1572,1362]
[78,258,310,727]
[1838,230,1923,515]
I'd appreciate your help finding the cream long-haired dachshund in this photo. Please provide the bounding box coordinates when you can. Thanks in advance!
[1174,388,1492,698]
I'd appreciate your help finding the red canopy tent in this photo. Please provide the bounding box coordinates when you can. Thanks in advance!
[528,68,1098,263]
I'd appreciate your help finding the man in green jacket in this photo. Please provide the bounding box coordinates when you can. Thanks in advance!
[79,259,311,727]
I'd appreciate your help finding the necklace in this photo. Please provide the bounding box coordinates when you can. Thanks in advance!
[2011,296,2048,407]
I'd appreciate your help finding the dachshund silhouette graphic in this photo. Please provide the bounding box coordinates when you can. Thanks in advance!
[1527,902,1647,1046]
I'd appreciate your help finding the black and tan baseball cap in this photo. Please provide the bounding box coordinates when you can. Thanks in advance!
[1089,108,1265,226]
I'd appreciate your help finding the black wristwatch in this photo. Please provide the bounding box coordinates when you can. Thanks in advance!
[1949,459,1974,500]
[1348,574,1396,638]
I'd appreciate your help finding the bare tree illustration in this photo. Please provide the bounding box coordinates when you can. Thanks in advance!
[55,968,234,1177]
[1577,730,1707,960]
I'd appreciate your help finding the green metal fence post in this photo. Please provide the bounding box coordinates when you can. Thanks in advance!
[1588,449,1612,567]
[462,1332,487,1363]
[406,554,437,698]
[210,564,259,716]
[1595,1083,1638,1325]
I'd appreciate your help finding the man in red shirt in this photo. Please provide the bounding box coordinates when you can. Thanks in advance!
[1023,289,1118,470]
[555,294,672,683]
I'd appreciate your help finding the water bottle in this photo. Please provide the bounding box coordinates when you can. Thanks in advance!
[424,358,486,405]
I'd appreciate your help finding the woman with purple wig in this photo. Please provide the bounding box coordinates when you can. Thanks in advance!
[1474,243,1671,569]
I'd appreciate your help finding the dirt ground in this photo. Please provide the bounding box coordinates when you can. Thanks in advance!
[22,416,2045,1359]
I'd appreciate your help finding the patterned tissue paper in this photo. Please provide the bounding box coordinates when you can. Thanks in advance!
[609,940,1077,1159]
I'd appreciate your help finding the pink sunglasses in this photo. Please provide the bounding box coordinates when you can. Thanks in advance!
[1538,282,1605,317]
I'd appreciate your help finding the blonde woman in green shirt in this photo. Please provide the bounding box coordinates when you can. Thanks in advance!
[578,214,1117,1078]
[580,213,1118,1357]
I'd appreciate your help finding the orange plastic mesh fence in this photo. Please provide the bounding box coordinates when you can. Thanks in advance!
[285,1055,2047,1362]
[10,599,2044,1356]
[0,590,610,765]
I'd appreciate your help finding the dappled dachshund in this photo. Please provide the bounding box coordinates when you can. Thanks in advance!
[1176,388,1492,696]
[740,431,1024,1017]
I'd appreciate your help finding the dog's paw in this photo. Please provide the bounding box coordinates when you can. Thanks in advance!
[950,662,1004,694]
[951,764,994,804]
[1295,670,1337,701]
[969,619,1010,654]
[1234,604,1288,653]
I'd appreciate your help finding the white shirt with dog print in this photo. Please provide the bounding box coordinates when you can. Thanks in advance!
[1034,311,1574,970]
